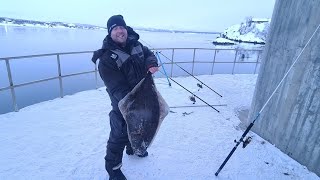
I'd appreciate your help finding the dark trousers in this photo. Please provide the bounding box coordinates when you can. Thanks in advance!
[105,110,130,177]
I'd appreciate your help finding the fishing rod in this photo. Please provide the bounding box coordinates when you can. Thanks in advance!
[158,51,223,97]
[157,64,220,113]
[155,52,171,86]
[214,23,320,176]
[170,104,227,108]
[140,39,222,98]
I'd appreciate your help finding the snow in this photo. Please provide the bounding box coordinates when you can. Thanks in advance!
[0,23,63,29]
[223,24,265,43]
[213,18,270,50]
[0,74,318,179]
[252,18,271,22]
[256,23,267,32]
[214,37,236,44]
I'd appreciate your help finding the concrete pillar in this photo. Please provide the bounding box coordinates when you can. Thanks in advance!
[248,0,320,176]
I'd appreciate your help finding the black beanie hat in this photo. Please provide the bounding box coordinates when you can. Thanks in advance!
[107,15,127,34]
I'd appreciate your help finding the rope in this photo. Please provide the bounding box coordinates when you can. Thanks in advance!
[215,22,320,176]
[257,23,320,116]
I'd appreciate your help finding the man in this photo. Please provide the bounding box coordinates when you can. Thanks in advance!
[91,15,159,180]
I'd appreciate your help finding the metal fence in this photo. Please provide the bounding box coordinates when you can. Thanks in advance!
[0,48,263,112]
[152,48,262,77]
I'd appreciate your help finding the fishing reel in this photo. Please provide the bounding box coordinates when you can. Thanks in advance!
[189,95,196,104]
[197,83,203,91]
[188,83,202,103]
[234,136,252,148]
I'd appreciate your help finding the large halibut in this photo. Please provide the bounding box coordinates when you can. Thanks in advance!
[118,72,169,156]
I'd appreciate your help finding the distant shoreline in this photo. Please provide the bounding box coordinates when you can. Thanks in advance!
[0,17,221,35]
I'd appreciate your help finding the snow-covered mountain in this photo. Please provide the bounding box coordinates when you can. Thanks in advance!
[213,17,270,46]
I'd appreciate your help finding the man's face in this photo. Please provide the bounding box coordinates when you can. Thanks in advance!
[110,26,128,46]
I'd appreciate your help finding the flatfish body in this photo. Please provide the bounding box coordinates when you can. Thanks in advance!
[118,73,169,156]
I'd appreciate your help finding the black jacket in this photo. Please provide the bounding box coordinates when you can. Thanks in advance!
[92,27,158,111]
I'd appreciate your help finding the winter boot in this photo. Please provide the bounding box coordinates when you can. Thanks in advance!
[125,145,134,155]
[109,169,127,180]
[137,151,148,157]
[126,145,148,157]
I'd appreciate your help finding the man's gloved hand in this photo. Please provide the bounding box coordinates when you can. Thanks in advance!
[148,66,159,74]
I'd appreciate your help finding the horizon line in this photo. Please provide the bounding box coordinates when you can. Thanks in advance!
[0,16,221,34]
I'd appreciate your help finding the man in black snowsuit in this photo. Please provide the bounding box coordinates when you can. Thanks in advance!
[91,15,159,180]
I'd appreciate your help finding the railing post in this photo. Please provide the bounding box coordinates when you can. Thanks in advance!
[95,63,98,89]
[191,48,196,75]
[5,59,19,112]
[254,51,261,74]
[56,54,64,98]
[211,50,217,75]
[232,50,238,74]
[171,49,174,77]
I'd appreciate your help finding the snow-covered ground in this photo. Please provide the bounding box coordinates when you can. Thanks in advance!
[0,75,318,179]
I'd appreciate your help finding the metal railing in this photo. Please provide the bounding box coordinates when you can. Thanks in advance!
[152,48,262,77]
[0,48,263,112]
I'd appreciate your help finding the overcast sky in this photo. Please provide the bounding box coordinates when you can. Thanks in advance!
[0,0,275,32]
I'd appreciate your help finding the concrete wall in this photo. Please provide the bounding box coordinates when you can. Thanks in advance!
[248,0,320,176]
